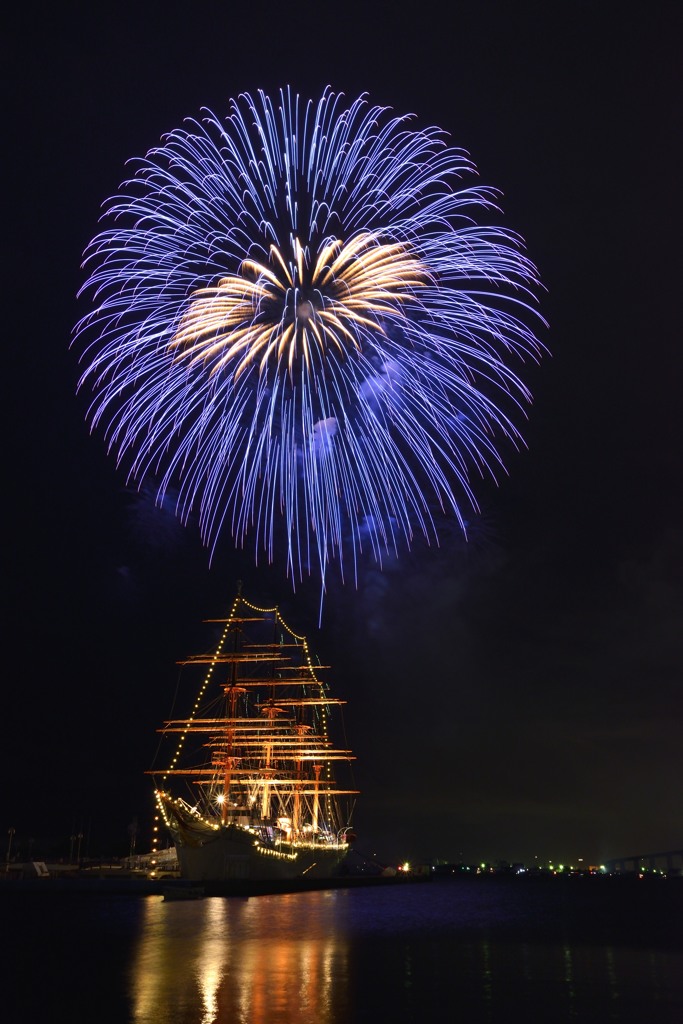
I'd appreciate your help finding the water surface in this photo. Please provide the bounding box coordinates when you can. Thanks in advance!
[4,877,682,1023]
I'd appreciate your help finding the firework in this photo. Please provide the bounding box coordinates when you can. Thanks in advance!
[73,87,545,591]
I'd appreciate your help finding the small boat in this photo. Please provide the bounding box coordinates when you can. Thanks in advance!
[148,585,358,883]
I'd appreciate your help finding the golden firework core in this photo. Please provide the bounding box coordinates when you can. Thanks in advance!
[170,232,428,378]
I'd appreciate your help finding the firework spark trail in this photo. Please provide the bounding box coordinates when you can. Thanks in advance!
[73,86,546,599]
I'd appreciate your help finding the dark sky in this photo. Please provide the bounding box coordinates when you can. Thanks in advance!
[6,2,681,867]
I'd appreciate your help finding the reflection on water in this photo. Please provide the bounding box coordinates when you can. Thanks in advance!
[127,883,683,1024]
[130,892,350,1024]
[3,880,682,1024]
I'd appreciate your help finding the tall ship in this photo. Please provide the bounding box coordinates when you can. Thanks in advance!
[148,586,358,882]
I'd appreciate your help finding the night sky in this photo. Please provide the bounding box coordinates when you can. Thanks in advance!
[6,2,681,868]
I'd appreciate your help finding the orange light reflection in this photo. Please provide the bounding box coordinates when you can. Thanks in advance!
[130,891,350,1024]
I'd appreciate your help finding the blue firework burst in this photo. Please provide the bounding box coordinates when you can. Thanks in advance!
[73,86,546,593]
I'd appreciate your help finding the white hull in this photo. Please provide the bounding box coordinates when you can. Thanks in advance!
[173,824,348,882]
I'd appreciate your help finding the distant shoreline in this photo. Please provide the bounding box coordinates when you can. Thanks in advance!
[1,866,680,899]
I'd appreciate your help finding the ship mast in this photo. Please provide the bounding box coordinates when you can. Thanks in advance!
[150,588,358,839]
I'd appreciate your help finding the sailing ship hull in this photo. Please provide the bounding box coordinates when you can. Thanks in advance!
[160,794,350,882]
[172,825,348,882]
